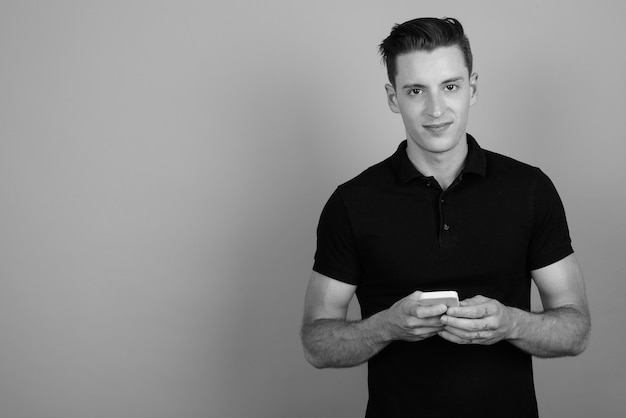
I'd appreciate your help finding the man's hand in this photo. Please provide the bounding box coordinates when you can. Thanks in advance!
[302,273,450,368]
[436,256,590,356]
[438,295,518,345]
[377,291,448,342]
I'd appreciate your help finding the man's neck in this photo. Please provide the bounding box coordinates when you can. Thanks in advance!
[406,136,468,190]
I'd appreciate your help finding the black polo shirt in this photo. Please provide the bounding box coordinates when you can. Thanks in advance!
[313,134,573,417]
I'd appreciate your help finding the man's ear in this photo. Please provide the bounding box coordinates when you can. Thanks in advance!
[385,84,400,113]
[469,72,478,105]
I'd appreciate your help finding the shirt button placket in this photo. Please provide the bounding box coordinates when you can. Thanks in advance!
[440,193,451,238]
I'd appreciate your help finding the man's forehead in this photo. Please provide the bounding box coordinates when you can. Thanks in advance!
[395,46,468,83]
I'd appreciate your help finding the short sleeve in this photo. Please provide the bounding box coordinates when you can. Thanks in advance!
[527,170,574,270]
[313,189,362,285]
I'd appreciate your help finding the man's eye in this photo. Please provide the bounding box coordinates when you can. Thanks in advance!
[445,84,458,92]
[409,89,422,96]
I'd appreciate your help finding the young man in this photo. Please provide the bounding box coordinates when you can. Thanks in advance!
[301,17,590,417]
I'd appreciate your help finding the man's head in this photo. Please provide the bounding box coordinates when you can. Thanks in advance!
[380,17,478,160]
[379,17,472,88]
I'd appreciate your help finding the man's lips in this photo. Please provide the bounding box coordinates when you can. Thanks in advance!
[423,122,453,129]
[423,122,453,133]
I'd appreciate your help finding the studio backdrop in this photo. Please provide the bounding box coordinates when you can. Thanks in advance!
[0,1,624,417]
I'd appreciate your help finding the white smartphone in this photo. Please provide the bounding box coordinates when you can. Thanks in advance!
[417,291,459,307]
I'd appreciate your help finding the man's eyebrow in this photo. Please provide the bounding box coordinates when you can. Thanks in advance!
[401,77,465,89]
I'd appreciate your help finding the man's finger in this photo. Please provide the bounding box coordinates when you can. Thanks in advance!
[415,304,448,318]
[441,315,492,331]
[446,303,494,319]
[459,294,489,306]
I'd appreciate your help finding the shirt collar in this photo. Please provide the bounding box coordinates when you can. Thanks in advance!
[391,133,487,184]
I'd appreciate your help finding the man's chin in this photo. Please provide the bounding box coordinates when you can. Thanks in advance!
[408,135,465,156]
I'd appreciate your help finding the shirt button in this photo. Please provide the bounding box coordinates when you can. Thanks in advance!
[443,224,450,231]
[426,181,431,187]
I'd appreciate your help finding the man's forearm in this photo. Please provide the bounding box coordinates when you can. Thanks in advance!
[301,315,390,369]
[508,305,591,358]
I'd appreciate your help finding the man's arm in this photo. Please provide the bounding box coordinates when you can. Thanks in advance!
[511,253,590,356]
[439,254,591,357]
[301,271,447,368]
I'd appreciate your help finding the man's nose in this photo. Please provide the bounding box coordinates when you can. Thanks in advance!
[426,92,445,118]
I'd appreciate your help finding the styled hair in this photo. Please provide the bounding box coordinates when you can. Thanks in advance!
[379,17,473,87]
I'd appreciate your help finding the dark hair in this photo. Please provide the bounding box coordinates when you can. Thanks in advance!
[379,17,473,87]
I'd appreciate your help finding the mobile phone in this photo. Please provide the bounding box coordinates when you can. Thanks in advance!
[417,291,459,307]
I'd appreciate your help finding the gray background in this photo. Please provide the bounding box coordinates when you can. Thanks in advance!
[1,1,624,417]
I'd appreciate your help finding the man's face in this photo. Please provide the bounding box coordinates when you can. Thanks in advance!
[385,46,477,158]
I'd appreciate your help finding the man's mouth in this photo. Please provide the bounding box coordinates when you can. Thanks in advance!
[423,122,453,133]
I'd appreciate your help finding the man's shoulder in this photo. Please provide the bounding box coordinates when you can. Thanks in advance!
[335,153,397,197]
[483,148,544,180]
